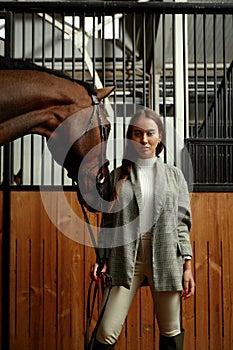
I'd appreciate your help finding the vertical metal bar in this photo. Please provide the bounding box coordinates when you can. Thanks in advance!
[102,14,106,87]
[132,12,136,110]
[52,12,55,69]
[22,12,25,59]
[203,13,208,138]
[51,12,55,185]
[30,13,36,185]
[20,138,24,185]
[152,12,156,112]
[230,143,233,183]
[32,12,35,61]
[172,13,177,165]
[162,13,167,163]
[2,11,12,350]
[222,13,228,182]
[194,14,199,138]
[231,67,233,138]
[122,13,126,139]
[213,13,218,138]
[142,12,146,107]
[195,143,198,184]
[30,135,34,185]
[222,90,224,138]
[112,13,117,169]
[42,12,45,66]
[82,13,85,81]
[41,13,46,185]
[182,13,187,139]
[41,137,45,186]
[61,13,66,185]
[61,13,65,72]
[215,143,219,183]
[222,13,227,138]
[72,13,75,80]
[92,13,96,87]
[229,70,232,139]
[203,13,209,181]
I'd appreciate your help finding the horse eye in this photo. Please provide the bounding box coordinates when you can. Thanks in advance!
[97,173,105,184]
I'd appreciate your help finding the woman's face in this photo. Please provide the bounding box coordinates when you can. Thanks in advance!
[130,117,161,158]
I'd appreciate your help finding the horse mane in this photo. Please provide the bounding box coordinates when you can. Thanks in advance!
[0,55,96,97]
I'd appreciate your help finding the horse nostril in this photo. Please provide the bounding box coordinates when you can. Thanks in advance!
[97,173,105,184]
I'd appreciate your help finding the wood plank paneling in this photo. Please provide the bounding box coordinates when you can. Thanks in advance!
[0,191,2,347]
[0,191,232,349]
[8,191,98,350]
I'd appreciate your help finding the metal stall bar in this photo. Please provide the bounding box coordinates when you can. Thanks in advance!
[162,13,167,163]
[183,13,188,140]
[222,13,227,139]
[193,14,198,139]
[203,13,208,138]
[213,13,218,138]
[1,11,13,350]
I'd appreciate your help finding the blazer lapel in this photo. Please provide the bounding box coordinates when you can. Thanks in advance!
[130,163,143,211]
[153,158,167,224]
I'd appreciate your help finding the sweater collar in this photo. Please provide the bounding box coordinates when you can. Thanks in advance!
[135,157,157,168]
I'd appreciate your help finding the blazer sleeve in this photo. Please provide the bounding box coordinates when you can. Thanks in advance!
[176,168,193,258]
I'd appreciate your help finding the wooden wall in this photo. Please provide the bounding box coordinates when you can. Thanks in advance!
[0,191,2,347]
[0,192,233,349]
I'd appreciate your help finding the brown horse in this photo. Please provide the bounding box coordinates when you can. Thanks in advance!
[0,56,114,211]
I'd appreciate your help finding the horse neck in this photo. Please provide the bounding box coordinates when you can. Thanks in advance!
[0,104,83,145]
[0,110,46,145]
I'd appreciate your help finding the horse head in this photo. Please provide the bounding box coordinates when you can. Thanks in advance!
[46,86,114,212]
[0,56,114,212]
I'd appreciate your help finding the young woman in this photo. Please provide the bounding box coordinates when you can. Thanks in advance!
[91,108,195,350]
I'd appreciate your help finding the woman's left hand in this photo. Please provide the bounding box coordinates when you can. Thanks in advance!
[182,260,195,299]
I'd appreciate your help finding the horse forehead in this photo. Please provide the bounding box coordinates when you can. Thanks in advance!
[67,105,110,132]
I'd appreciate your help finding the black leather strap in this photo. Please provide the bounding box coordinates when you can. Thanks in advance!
[85,272,112,350]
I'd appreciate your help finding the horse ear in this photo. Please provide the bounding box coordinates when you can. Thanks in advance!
[96,86,115,101]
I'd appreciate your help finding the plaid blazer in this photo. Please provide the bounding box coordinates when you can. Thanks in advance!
[98,157,192,291]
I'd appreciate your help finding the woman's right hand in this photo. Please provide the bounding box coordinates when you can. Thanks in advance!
[91,262,107,283]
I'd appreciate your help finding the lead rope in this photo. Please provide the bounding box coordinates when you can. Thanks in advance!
[82,101,112,350]
[81,193,112,350]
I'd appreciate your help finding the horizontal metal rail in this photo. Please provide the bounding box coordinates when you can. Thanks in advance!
[1,1,233,14]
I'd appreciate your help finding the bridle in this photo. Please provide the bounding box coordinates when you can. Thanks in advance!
[73,94,110,189]
[75,94,111,253]
[75,95,112,349]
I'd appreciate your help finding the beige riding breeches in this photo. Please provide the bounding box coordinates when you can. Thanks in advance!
[96,233,182,345]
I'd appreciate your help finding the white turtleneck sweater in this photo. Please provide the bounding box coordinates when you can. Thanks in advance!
[136,157,157,233]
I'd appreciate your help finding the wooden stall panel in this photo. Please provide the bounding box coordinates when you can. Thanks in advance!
[183,193,233,350]
[219,194,233,350]
[9,191,98,350]
[6,192,233,350]
[0,191,2,348]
